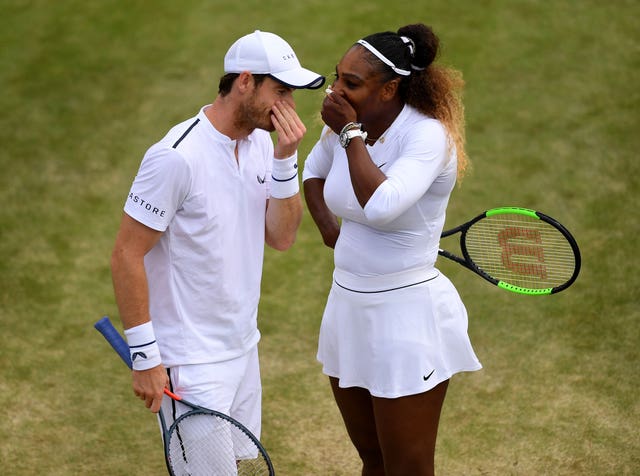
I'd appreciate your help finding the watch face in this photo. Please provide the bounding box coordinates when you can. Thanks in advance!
[339,131,349,148]
[339,125,363,148]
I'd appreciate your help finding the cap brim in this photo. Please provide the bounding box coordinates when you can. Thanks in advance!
[270,68,326,90]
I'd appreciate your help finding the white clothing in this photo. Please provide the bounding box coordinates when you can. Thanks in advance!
[303,105,481,397]
[161,346,262,438]
[124,106,273,366]
[318,269,482,398]
[159,347,262,471]
[303,106,456,276]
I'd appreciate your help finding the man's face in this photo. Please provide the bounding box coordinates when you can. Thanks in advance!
[235,76,296,132]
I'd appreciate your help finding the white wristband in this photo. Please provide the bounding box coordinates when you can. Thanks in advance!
[124,321,162,371]
[270,154,299,199]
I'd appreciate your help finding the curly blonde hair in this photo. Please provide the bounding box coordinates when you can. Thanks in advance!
[406,63,468,178]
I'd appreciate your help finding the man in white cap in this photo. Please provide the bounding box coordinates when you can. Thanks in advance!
[110,30,325,450]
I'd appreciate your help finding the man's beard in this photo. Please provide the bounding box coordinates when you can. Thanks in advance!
[234,91,275,133]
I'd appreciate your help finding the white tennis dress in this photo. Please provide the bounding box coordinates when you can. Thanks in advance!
[303,105,482,398]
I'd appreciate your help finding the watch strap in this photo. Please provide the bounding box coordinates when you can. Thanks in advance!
[339,122,368,148]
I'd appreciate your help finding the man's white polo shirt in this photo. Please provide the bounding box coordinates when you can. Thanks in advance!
[124,106,273,366]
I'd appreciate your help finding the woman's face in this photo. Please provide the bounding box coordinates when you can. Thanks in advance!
[330,46,390,124]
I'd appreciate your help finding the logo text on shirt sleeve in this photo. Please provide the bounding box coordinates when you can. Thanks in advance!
[128,193,166,217]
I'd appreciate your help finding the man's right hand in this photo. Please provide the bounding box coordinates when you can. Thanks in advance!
[132,364,169,413]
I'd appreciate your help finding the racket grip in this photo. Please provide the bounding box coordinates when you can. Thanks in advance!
[94,316,133,369]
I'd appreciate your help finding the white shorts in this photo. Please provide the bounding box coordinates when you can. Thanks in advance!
[317,268,482,398]
[160,345,262,439]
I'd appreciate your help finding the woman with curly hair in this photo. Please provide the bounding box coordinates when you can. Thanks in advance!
[303,23,481,475]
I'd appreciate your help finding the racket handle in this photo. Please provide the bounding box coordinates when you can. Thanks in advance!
[96,316,174,401]
[94,316,133,369]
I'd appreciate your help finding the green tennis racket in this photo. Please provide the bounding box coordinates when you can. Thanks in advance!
[438,207,581,295]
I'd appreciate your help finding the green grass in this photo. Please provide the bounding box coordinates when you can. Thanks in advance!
[1,0,638,474]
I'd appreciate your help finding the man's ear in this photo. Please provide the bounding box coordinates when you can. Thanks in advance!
[235,71,255,93]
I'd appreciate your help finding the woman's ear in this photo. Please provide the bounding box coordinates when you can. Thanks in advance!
[381,78,400,101]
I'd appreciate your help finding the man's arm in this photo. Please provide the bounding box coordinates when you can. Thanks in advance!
[264,100,305,250]
[265,194,303,251]
[111,212,168,412]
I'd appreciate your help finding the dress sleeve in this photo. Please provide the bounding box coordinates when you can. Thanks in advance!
[302,126,336,181]
[363,121,451,226]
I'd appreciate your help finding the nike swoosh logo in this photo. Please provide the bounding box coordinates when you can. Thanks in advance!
[257,174,266,184]
[423,369,435,381]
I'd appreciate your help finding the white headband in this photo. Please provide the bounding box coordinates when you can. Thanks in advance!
[357,39,411,76]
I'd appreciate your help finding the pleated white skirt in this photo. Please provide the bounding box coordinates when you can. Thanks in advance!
[317,267,482,398]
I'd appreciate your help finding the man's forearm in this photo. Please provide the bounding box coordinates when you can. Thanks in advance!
[111,247,152,330]
[265,193,303,251]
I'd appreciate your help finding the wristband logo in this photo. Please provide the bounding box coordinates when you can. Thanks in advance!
[132,351,148,361]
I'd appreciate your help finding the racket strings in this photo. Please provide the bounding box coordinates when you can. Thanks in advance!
[168,412,271,476]
[465,215,576,289]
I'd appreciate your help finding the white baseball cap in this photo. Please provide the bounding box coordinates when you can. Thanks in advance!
[224,30,325,89]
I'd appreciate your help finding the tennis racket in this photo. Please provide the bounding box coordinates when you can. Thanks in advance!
[438,207,581,295]
[94,316,275,476]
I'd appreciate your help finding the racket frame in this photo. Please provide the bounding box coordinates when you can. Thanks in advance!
[438,207,581,295]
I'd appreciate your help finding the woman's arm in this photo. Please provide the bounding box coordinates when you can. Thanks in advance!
[303,178,340,249]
